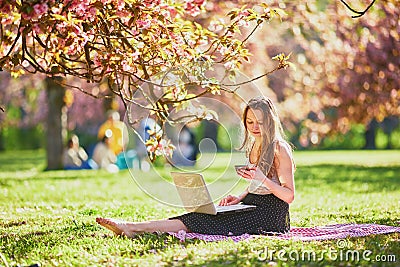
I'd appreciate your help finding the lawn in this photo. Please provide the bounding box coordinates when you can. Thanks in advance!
[0,150,399,266]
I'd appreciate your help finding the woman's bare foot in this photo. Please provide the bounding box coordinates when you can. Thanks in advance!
[96,217,137,237]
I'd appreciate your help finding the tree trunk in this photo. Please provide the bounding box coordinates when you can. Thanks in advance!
[364,119,377,150]
[45,77,66,170]
[103,78,116,112]
[202,120,220,152]
[382,116,399,149]
[0,130,4,151]
[103,97,114,113]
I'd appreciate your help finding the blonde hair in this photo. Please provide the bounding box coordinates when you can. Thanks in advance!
[240,96,291,176]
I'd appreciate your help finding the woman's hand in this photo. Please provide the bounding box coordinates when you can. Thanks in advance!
[237,167,265,182]
[218,195,241,206]
[237,167,275,189]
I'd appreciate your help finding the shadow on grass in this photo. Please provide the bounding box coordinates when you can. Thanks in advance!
[170,233,400,267]
[0,222,99,260]
[0,169,119,183]
[117,232,205,258]
[0,222,203,261]
[2,221,398,266]
[296,164,400,193]
[1,230,54,260]
[0,152,46,172]
[353,218,400,226]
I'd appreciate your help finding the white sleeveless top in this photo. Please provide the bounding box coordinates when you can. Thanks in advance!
[247,161,281,194]
[246,140,294,195]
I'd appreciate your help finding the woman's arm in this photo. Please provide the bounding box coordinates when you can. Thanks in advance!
[264,144,295,203]
[239,143,295,203]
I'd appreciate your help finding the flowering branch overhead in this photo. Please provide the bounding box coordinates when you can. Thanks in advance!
[0,0,291,160]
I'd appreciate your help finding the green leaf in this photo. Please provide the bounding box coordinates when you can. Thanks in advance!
[158,39,171,45]
[227,9,239,19]
[174,100,190,112]
[51,14,68,22]
[272,53,286,61]
[273,8,288,18]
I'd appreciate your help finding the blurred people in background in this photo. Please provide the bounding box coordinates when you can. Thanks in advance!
[171,125,198,166]
[92,130,119,173]
[97,110,129,155]
[135,117,162,171]
[63,134,91,170]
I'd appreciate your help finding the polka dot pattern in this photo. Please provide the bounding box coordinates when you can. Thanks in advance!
[171,193,290,235]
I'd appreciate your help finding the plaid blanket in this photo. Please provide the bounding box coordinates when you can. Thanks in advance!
[168,223,400,242]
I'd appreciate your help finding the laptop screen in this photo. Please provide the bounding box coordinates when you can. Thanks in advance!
[171,172,214,209]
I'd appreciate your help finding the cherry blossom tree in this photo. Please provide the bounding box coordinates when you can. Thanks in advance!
[235,0,399,148]
[0,0,291,169]
[288,0,399,147]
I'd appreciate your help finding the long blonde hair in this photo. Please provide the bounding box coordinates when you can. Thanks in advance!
[240,96,290,176]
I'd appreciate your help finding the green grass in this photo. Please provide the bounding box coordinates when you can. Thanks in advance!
[0,150,399,266]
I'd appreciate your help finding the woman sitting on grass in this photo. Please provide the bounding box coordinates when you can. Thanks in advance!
[96,96,295,236]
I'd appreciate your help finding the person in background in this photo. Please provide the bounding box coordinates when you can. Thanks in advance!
[134,117,161,171]
[63,134,91,170]
[97,110,129,156]
[92,130,119,173]
[171,124,198,166]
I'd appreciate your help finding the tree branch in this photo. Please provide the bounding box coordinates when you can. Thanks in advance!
[220,63,285,87]
[56,79,110,99]
[340,0,377,18]
[3,23,22,59]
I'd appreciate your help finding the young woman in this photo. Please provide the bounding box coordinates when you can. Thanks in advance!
[96,96,295,236]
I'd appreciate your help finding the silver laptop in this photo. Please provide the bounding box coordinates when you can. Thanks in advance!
[171,172,256,215]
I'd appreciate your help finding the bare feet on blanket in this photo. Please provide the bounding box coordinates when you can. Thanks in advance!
[96,217,136,237]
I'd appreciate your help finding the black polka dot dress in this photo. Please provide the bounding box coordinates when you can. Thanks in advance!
[170,193,290,235]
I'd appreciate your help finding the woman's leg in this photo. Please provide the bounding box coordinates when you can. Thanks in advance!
[96,217,188,237]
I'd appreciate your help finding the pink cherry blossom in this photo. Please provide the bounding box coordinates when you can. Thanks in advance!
[160,5,177,19]
[32,24,43,35]
[33,3,48,18]
[223,61,235,70]
[22,3,49,20]
[116,0,125,10]
[143,0,161,8]
[56,21,68,34]
[208,19,224,32]
[93,54,103,68]
[137,19,151,29]
[131,51,140,61]
[116,10,131,23]
[121,60,132,72]
[146,137,175,159]
[183,0,206,17]
[0,3,11,14]
[231,10,251,27]
[1,16,13,25]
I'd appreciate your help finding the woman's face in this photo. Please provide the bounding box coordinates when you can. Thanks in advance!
[245,108,263,138]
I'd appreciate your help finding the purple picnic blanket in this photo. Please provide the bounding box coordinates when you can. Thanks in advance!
[168,223,400,242]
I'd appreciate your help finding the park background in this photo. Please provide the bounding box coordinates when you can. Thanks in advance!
[0,1,399,161]
[0,0,399,266]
